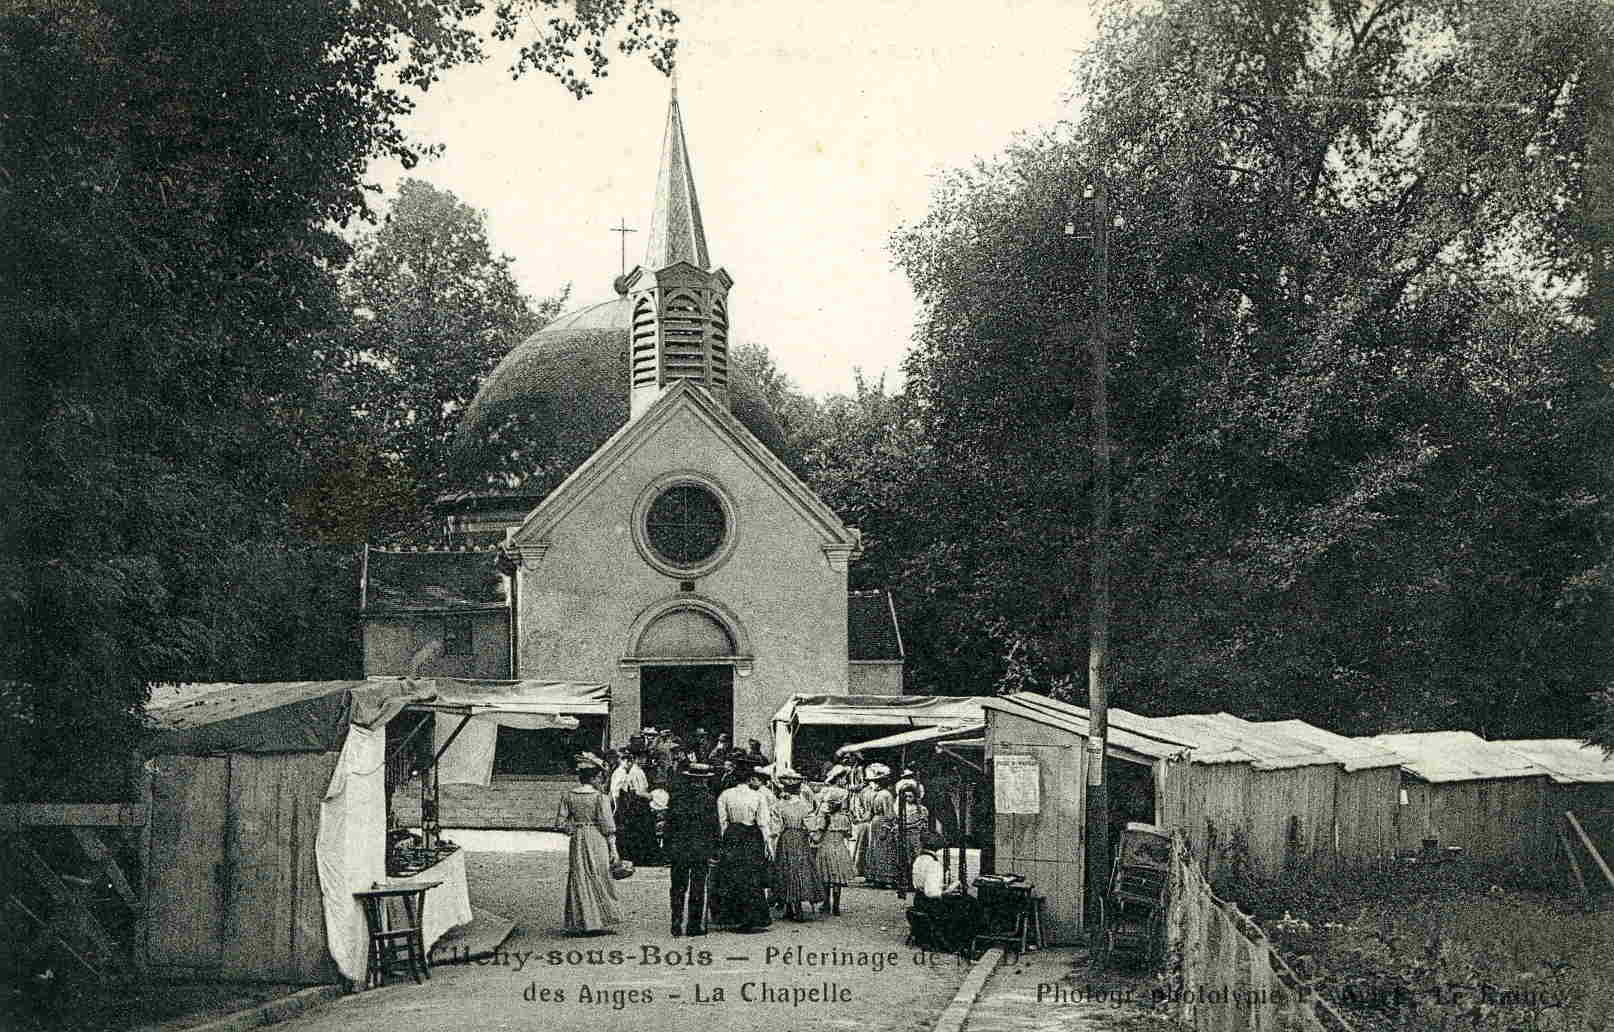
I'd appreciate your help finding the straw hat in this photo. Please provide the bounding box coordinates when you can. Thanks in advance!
[865,762,892,781]
[575,752,606,772]
[681,761,716,778]
[895,777,925,801]
[772,766,804,783]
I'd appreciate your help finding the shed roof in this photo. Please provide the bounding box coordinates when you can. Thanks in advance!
[1367,731,1551,783]
[1251,719,1405,772]
[1495,739,1614,785]
[1142,713,1403,771]
[980,693,1195,763]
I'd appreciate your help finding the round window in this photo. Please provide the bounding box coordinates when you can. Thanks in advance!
[645,483,727,568]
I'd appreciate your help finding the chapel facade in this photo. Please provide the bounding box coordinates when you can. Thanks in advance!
[360,90,904,782]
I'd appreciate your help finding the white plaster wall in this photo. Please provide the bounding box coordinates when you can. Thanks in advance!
[514,405,848,747]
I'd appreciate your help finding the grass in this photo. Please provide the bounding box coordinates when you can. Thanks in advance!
[1217,860,1614,1032]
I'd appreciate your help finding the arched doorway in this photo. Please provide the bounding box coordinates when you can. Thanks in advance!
[627,601,748,742]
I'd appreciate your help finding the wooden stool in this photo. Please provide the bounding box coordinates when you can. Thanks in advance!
[354,881,441,988]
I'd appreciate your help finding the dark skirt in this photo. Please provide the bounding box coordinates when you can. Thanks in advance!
[713,824,771,930]
[772,828,825,904]
[619,794,661,865]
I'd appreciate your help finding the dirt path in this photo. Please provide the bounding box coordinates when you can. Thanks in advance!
[278,848,967,1032]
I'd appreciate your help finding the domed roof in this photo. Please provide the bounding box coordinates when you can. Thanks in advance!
[451,295,788,503]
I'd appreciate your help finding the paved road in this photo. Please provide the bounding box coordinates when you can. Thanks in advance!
[280,847,968,1032]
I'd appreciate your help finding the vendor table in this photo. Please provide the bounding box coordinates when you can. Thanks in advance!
[383,846,472,960]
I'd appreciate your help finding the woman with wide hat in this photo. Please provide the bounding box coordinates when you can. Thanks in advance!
[859,763,901,888]
[557,753,624,935]
[712,754,773,932]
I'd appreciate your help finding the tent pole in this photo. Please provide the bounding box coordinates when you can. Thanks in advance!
[432,713,475,766]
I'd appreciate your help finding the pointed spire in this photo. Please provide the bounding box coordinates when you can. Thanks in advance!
[644,86,710,270]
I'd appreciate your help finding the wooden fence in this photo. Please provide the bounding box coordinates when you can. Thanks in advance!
[1165,833,1355,1032]
[0,803,149,984]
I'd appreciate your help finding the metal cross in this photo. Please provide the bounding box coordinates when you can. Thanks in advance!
[611,218,638,276]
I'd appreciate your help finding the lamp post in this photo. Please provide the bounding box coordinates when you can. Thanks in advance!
[1067,175,1112,932]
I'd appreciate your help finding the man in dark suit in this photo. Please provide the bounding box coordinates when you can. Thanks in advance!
[664,760,722,936]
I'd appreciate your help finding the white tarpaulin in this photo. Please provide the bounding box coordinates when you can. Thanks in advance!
[420,682,596,787]
[315,723,388,983]
[769,694,991,769]
[433,714,500,786]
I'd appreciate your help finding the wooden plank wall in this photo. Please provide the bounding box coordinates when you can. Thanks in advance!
[1422,776,1555,864]
[147,751,339,983]
[147,755,228,972]
[1173,761,1401,880]
[222,752,339,983]
[987,711,1086,943]
[1336,767,1398,866]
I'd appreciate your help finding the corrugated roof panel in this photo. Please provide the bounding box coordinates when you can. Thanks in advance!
[1368,731,1550,783]
[1254,719,1404,771]
[1495,739,1614,784]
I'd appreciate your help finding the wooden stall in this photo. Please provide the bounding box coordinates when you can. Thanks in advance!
[978,695,1407,938]
[1367,731,1556,864]
[1496,738,1614,821]
[1152,714,1403,881]
[980,694,1190,943]
[140,677,588,983]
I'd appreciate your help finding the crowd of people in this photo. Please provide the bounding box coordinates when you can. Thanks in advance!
[555,731,972,943]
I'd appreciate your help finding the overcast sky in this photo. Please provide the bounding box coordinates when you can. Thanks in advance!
[367,0,1097,397]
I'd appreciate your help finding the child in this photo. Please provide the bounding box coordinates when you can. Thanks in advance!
[812,796,856,915]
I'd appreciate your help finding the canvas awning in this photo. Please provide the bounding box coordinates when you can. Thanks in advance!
[769,694,991,769]
[144,678,609,755]
[772,694,987,728]
[839,722,986,753]
[406,679,609,729]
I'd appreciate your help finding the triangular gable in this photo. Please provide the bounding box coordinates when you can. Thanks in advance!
[508,379,857,549]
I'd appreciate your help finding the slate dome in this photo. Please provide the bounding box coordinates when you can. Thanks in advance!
[452,294,787,501]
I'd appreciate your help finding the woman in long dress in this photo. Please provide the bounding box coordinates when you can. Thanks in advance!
[713,760,773,932]
[892,780,930,888]
[769,771,824,921]
[558,754,623,934]
[861,769,900,887]
[812,796,856,915]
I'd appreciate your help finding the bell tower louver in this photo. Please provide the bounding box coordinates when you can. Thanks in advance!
[624,87,734,419]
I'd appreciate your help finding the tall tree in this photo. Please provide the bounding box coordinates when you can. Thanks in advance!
[0,0,677,799]
[889,0,1614,736]
[312,178,567,542]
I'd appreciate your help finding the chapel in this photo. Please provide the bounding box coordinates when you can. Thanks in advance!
[360,90,906,779]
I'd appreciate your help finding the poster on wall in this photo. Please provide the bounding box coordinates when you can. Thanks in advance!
[994,753,1041,814]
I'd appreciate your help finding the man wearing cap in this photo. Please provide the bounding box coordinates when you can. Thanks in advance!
[664,760,721,936]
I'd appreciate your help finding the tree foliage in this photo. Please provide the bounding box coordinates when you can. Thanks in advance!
[301,178,567,544]
[0,0,675,799]
[885,0,1613,736]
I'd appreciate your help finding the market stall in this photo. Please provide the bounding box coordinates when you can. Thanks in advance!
[142,677,604,985]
